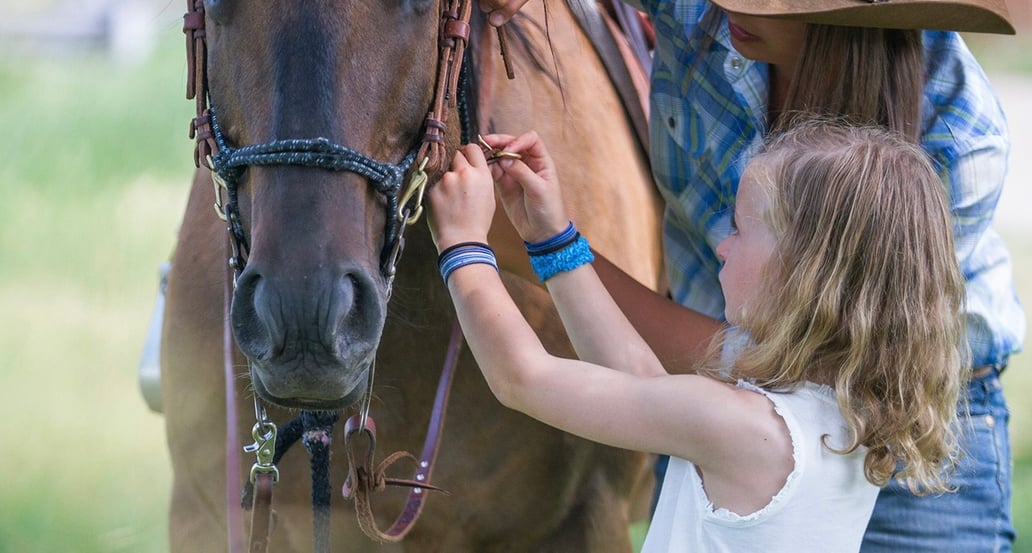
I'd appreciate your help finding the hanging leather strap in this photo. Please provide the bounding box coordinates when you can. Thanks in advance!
[223,234,248,553]
[223,231,277,553]
[341,318,463,542]
[248,473,275,553]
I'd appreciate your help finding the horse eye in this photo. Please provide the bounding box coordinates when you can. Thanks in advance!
[406,0,435,14]
[204,0,234,22]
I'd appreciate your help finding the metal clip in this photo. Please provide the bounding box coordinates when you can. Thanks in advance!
[478,134,522,164]
[207,154,229,222]
[243,420,279,484]
[398,157,429,226]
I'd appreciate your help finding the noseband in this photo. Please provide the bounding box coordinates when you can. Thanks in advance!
[204,110,424,279]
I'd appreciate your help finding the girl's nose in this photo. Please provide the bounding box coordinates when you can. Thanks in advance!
[715,236,729,262]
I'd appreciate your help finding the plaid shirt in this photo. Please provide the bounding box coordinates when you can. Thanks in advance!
[629,0,1024,367]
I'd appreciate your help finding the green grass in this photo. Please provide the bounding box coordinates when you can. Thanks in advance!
[0,27,191,553]
[1,24,1030,553]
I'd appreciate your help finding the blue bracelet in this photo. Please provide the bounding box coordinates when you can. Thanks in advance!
[438,242,498,284]
[524,221,579,256]
[528,234,594,282]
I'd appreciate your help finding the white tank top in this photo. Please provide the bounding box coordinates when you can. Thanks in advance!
[641,381,880,553]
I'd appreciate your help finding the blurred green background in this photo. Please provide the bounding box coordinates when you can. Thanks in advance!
[0,2,1029,552]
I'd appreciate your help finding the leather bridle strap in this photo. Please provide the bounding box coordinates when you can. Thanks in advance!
[341,317,464,542]
[248,473,275,553]
[184,0,215,169]
[224,235,276,553]
[223,241,247,553]
[418,0,474,175]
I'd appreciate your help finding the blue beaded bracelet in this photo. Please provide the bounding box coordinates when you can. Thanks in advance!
[438,242,498,284]
[525,223,594,282]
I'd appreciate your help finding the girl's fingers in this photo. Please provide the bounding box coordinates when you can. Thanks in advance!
[460,143,489,167]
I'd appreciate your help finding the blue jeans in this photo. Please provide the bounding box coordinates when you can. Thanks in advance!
[861,369,1015,553]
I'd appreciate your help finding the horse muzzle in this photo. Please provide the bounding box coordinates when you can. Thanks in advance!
[230,262,386,409]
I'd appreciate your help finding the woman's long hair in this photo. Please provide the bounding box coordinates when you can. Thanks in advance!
[725,121,966,495]
[779,25,925,142]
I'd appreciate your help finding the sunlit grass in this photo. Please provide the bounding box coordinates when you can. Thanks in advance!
[0,183,182,552]
[0,25,189,553]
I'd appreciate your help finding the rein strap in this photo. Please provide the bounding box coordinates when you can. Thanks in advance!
[341,318,463,542]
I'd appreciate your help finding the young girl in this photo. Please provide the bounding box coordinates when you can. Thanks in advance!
[480,1,1023,550]
[427,122,966,552]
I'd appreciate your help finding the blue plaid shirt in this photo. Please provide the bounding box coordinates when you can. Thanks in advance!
[628,0,1025,368]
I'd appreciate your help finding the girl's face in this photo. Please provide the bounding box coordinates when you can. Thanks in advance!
[723,11,807,70]
[716,163,778,326]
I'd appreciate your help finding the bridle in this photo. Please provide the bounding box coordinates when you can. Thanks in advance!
[181,0,504,551]
[184,0,476,281]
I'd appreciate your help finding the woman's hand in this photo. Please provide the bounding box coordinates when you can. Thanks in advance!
[483,131,570,243]
[428,144,497,252]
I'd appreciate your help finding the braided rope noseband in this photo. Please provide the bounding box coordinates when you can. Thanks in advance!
[206,108,419,274]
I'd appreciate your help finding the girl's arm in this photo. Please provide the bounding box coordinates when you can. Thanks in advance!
[544,259,665,377]
[430,139,790,491]
[591,254,725,374]
[445,258,783,477]
[484,132,665,376]
[487,131,724,374]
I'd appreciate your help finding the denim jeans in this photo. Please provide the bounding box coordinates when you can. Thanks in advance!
[861,369,1015,553]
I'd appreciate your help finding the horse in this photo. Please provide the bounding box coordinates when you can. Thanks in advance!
[160,1,665,551]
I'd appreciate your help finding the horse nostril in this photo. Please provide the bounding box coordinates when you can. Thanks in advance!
[327,268,384,354]
[231,268,278,361]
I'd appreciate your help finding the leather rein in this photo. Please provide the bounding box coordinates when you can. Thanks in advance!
[182,0,508,550]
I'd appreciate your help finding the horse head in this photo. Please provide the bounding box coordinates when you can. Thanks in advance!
[192,0,465,410]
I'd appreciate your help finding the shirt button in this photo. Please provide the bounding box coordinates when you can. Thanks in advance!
[730,57,743,70]
[668,116,676,129]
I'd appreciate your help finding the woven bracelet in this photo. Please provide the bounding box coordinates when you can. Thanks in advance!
[525,223,594,282]
[438,242,498,284]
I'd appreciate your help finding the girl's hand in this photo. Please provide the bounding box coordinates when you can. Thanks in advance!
[428,144,496,252]
[483,132,570,243]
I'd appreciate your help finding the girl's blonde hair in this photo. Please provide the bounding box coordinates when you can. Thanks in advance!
[725,120,967,495]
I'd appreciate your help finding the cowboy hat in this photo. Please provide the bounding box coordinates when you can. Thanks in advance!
[711,0,1015,34]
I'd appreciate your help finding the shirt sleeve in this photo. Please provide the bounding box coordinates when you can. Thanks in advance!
[938,132,1008,266]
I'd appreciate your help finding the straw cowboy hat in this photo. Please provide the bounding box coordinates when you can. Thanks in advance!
[711,0,1015,34]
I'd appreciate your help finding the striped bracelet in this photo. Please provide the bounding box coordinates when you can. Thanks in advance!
[524,222,594,282]
[438,242,499,284]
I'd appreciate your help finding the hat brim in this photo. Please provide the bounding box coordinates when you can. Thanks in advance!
[712,0,1016,34]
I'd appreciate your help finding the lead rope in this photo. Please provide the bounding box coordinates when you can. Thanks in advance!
[302,412,340,553]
